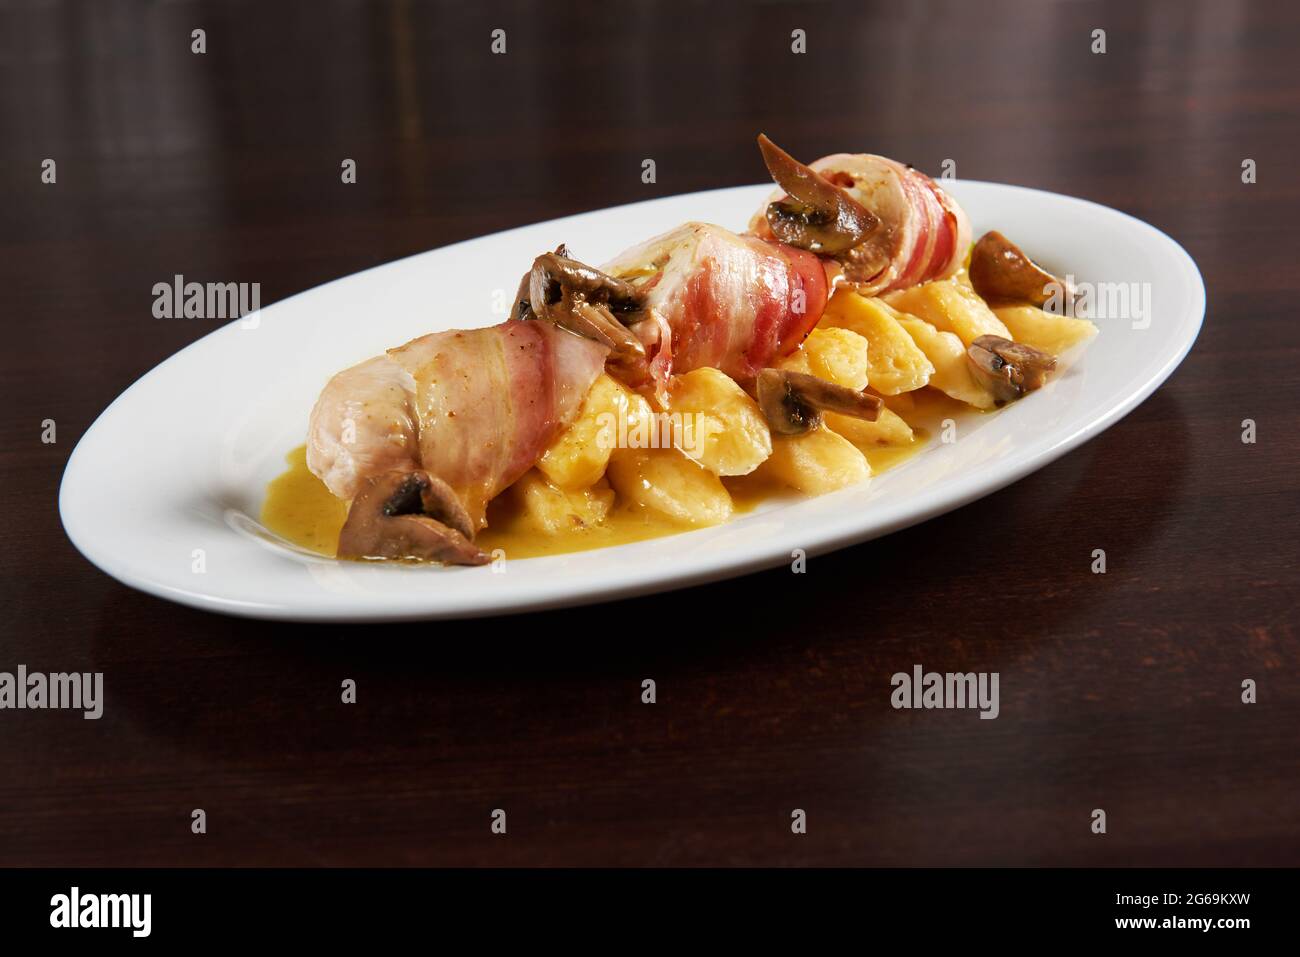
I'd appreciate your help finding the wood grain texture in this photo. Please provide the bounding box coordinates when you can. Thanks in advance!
[0,0,1296,867]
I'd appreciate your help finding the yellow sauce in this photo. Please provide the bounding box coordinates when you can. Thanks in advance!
[262,430,929,561]
[477,497,708,559]
[261,446,349,555]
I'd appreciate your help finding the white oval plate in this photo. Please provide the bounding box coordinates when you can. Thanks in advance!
[59,181,1204,621]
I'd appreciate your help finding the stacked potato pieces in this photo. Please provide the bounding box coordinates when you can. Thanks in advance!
[502,271,1098,532]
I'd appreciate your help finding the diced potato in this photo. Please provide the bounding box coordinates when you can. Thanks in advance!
[510,470,615,534]
[824,407,914,447]
[757,425,871,494]
[666,367,772,476]
[608,387,664,453]
[606,447,733,526]
[893,315,997,410]
[537,374,634,490]
[993,305,1098,356]
[778,326,871,391]
[885,278,1011,346]
[818,292,934,394]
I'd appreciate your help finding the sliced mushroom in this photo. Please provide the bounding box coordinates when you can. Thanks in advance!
[511,247,648,368]
[756,368,883,436]
[968,230,1074,308]
[529,250,643,311]
[338,470,489,565]
[757,134,879,255]
[513,244,574,322]
[966,335,1057,405]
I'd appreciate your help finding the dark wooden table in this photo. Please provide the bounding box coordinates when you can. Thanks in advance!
[1,0,1296,867]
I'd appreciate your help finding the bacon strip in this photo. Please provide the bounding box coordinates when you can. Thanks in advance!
[748,153,972,296]
[602,223,829,389]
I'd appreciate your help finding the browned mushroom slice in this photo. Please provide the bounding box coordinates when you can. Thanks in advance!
[530,250,643,311]
[338,470,490,565]
[757,134,879,255]
[966,335,1057,405]
[560,295,646,358]
[756,368,883,436]
[512,244,582,322]
[968,230,1074,307]
[513,247,648,368]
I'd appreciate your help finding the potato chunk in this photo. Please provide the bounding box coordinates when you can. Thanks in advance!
[510,470,615,534]
[606,447,733,526]
[757,425,871,494]
[824,406,914,447]
[777,326,872,392]
[993,305,1098,356]
[537,374,658,490]
[817,292,934,394]
[666,368,772,476]
[885,278,1012,346]
[893,315,997,409]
